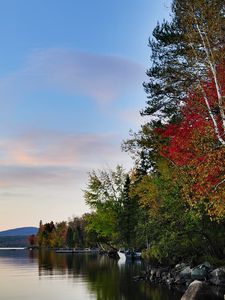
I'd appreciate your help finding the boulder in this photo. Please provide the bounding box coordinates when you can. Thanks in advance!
[209,267,225,286]
[175,266,192,285]
[181,280,221,300]
[202,261,212,269]
[175,263,187,271]
[161,271,168,283]
[150,268,157,280]
[191,263,212,280]
[156,268,161,278]
[166,277,174,285]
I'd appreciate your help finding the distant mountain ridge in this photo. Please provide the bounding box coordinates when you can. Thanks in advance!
[0,227,38,237]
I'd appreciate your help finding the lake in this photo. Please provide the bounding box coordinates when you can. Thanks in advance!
[0,248,184,300]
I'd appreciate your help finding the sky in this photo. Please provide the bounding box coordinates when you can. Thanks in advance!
[0,0,171,231]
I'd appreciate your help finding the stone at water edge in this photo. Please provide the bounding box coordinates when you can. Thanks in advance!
[175,266,192,285]
[191,262,212,281]
[180,280,220,300]
[209,267,225,286]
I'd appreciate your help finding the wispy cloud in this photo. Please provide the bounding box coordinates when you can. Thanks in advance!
[0,165,83,187]
[0,48,144,105]
[0,130,131,187]
[0,130,123,166]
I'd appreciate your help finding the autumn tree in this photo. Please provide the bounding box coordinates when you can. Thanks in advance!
[143,0,225,145]
[53,221,68,248]
[157,74,225,219]
[68,217,88,248]
[37,221,56,248]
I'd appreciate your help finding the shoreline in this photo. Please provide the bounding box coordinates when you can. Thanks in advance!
[135,262,225,299]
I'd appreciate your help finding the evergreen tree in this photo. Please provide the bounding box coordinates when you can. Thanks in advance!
[119,175,139,248]
[66,226,74,248]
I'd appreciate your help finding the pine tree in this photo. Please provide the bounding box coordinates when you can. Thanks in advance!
[119,175,139,248]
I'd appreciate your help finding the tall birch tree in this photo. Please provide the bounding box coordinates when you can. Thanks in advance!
[144,0,225,144]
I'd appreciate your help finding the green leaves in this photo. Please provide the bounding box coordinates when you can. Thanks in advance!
[84,165,126,208]
[83,166,127,245]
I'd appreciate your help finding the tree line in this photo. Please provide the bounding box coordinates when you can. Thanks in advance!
[34,217,98,249]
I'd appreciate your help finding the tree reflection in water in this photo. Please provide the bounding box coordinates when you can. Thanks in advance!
[37,250,183,300]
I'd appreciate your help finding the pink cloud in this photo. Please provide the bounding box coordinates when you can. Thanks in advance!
[0,130,131,187]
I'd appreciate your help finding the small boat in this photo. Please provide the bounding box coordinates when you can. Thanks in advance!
[125,250,142,260]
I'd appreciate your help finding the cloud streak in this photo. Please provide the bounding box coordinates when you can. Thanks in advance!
[0,48,144,105]
[0,130,131,187]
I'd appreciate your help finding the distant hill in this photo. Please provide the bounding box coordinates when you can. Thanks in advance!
[0,227,38,237]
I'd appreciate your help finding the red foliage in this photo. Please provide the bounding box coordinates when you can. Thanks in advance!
[157,65,225,199]
[160,96,213,166]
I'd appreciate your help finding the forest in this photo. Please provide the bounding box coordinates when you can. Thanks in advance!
[36,0,225,266]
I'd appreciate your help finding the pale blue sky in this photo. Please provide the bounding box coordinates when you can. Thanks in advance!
[0,0,171,230]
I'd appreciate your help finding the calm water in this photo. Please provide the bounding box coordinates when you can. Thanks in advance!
[0,249,183,300]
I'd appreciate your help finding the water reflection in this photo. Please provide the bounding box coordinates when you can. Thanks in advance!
[0,249,183,300]
[37,250,182,300]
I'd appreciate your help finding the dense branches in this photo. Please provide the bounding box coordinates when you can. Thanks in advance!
[143,0,225,145]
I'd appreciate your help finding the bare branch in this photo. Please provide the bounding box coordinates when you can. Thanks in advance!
[213,178,225,191]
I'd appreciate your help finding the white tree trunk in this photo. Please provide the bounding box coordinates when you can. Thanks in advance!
[190,14,225,145]
[195,20,225,132]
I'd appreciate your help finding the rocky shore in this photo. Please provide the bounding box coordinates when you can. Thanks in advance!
[135,262,225,299]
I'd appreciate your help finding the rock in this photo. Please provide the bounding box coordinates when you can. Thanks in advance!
[150,268,156,276]
[209,267,225,286]
[175,263,187,271]
[202,261,212,269]
[156,268,161,278]
[175,266,192,285]
[161,271,168,283]
[191,263,211,280]
[166,277,174,285]
[185,279,193,287]
[181,280,220,300]
[181,266,192,278]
